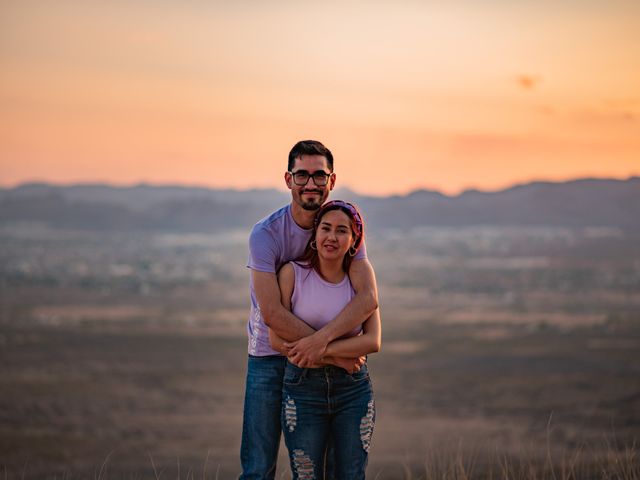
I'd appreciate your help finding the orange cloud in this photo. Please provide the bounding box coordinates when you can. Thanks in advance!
[516,74,542,91]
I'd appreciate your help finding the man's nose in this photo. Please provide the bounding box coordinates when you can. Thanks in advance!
[301,175,322,188]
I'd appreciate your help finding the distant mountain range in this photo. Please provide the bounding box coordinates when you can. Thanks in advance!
[1,178,639,232]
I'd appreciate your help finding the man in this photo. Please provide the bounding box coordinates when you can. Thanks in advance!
[240,140,379,480]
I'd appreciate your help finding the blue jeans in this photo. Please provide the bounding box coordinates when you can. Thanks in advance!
[240,355,287,480]
[282,361,375,480]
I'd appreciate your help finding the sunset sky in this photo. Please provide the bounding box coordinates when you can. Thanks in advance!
[1,1,639,195]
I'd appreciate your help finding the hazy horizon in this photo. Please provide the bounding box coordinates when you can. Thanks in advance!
[2,173,639,198]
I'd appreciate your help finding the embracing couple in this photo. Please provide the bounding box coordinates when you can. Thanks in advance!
[240,140,382,479]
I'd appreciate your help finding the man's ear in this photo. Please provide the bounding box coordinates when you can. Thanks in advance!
[329,173,336,191]
[284,171,293,190]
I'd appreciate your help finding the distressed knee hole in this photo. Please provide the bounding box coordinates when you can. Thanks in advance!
[360,399,375,452]
[292,449,315,479]
[285,396,297,432]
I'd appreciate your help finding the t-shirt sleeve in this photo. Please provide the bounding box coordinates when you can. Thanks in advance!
[354,237,368,260]
[247,225,279,273]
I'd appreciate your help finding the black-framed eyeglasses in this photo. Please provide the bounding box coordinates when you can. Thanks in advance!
[289,170,332,186]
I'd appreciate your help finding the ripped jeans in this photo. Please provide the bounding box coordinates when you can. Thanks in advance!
[281,361,375,480]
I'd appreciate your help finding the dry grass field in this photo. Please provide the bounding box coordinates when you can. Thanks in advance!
[1,225,639,479]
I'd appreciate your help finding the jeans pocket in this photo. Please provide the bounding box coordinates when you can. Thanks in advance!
[283,363,305,386]
[348,369,370,383]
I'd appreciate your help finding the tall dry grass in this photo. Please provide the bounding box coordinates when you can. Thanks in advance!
[390,440,638,480]
[3,439,637,479]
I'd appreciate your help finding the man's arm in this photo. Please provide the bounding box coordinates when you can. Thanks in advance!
[323,308,381,358]
[287,258,378,366]
[253,267,315,341]
[249,225,315,342]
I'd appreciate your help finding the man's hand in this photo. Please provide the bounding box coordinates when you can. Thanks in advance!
[287,356,322,369]
[285,331,330,367]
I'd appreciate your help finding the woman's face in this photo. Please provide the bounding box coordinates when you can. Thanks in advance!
[315,209,355,262]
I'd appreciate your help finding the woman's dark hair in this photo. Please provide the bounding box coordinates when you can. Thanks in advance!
[288,140,334,172]
[297,200,364,277]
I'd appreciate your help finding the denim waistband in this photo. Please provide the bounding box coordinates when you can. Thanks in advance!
[286,361,368,377]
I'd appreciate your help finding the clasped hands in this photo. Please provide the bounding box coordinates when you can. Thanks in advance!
[284,332,365,374]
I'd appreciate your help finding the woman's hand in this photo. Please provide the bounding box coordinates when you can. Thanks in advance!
[329,356,366,374]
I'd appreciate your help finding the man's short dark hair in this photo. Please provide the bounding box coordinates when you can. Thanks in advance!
[288,140,334,172]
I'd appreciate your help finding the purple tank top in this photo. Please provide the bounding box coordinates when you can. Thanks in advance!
[290,262,361,338]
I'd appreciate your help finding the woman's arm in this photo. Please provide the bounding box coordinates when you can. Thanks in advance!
[272,326,362,370]
[268,329,290,356]
[271,324,365,373]
[269,263,366,373]
[323,308,381,359]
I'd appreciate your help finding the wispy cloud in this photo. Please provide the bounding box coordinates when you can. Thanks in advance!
[515,74,542,91]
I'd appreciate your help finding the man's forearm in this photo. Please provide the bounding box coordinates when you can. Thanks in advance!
[324,308,381,358]
[270,293,376,345]
[315,289,378,344]
[315,257,379,344]
[263,304,316,341]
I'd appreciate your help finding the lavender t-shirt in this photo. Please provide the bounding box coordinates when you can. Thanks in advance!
[246,204,367,356]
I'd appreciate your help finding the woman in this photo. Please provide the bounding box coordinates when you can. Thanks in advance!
[269,200,381,480]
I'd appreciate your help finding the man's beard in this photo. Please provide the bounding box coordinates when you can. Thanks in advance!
[300,198,322,211]
[297,189,325,210]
